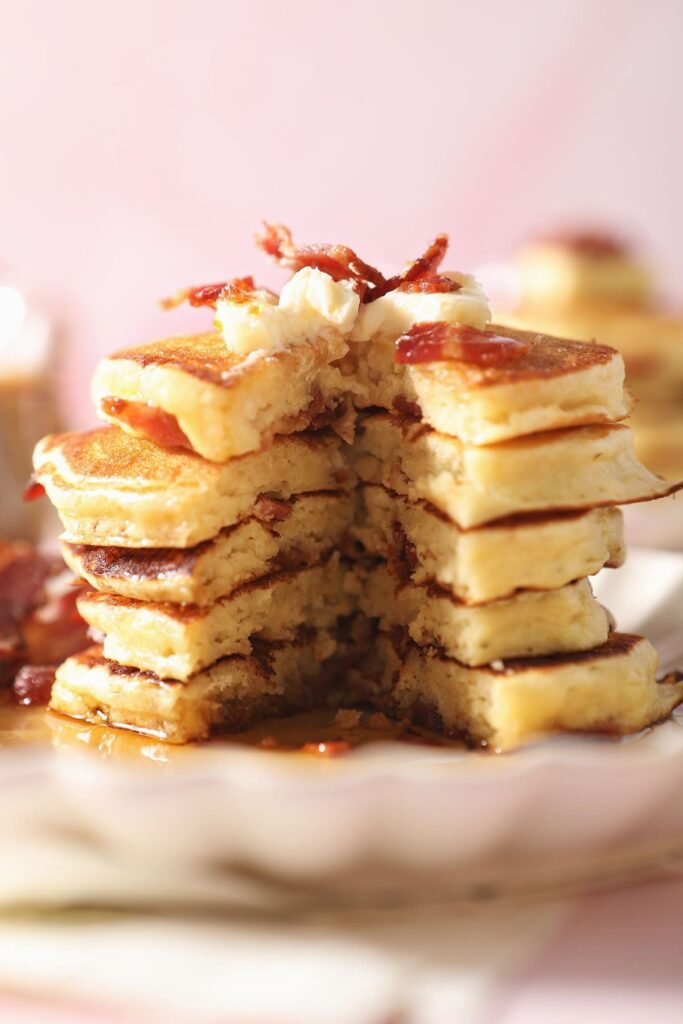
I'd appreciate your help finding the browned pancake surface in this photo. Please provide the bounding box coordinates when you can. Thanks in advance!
[434,325,617,389]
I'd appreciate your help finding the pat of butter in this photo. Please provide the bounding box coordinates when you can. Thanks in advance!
[216,268,360,356]
[350,273,490,341]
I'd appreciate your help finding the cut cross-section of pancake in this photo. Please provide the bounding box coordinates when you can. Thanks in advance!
[346,325,631,444]
[354,485,625,603]
[353,564,609,666]
[354,633,683,750]
[77,556,354,680]
[51,635,340,743]
[353,412,679,528]
[92,331,355,462]
[33,427,354,548]
[62,491,354,604]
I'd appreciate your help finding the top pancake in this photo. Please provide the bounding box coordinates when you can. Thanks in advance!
[33,426,353,548]
[92,331,352,463]
[345,324,631,444]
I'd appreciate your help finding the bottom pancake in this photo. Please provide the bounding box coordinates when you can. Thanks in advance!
[51,631,683,750]
[351,633,683,751]
[51,635,340,744]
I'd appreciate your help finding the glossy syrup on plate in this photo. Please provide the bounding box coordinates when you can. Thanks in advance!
[0,696,462,766]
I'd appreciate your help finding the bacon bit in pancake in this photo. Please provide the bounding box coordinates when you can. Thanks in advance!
[255,222,387,301]
[22,475,45,502]
[100,397,192,451]
[160,276,270,311]
[301,740,351,757]
[12,665,56,706]
[395,322,531,366]
[253,496,292,523]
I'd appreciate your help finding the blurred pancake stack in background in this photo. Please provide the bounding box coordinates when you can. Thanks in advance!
[490,231,683,483]
[0,285,61,542]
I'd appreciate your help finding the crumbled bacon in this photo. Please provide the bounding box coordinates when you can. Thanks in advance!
[253,496,293,523]
[161,276,267,311]
[12,665,56,706]
[23,584,90,667]
[0,543,89,693]
[0,542,50,623]
[22,474,46,502]
[395,322,531,366]
[398,275,461,295]
[367,234,452,301]
[255,222,387,300]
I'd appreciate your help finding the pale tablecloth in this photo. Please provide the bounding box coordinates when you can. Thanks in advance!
[0,873,681,1023]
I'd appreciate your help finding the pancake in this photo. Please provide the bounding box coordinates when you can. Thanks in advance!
[354,485,625,604]
[51,636,339,743]
[346,325,631,444]
[62,491,354,604]
[353,412,680,528]
[513,237,652,308]
[354,633,683,750]
[92,331,354,462]
[33,427,353,548]
[353,564,609,666]
[76,556,353,680]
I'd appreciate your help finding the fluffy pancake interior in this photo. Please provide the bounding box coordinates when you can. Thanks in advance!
[92,331,352,463]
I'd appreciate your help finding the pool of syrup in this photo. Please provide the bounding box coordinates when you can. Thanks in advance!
[0,695,462,766]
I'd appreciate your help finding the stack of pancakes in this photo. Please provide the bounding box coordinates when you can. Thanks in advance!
[495,232,683,480]
[340,299,682,749]
[32,239,683,750]
[36,328,361,742]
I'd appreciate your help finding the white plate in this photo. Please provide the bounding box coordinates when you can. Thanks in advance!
[1,547,683,913]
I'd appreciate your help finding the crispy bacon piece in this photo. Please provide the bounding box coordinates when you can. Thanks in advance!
[367,234,451,302]
[22,584,90,667]
[22,474,46,502]
[395,322,531,366]
[0,543,89,691]
[161,276,265,311]
[100,398,192,451]
[255,222,387,300]
[0,542,50,622]
[398,275,461,295]
[12,665,56,706]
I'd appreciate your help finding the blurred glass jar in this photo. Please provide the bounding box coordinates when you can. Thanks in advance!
[0,284,60,542]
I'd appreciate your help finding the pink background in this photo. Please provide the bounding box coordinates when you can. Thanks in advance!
[1,0,683,427]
